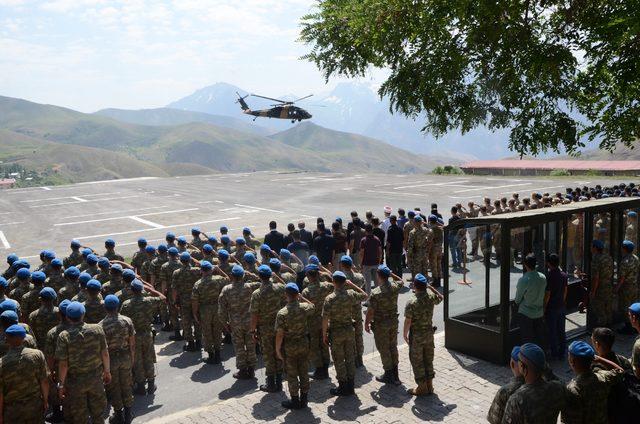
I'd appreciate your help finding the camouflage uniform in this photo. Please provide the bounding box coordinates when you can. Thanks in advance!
[84,264,99,278]
[10,280,32,303]
[343,269,365,359]
[115,285,139,304]
[192,274,228,354]
[368,278,403,372]
[160,258,182,329]
[83,297,106,324]
[121,294,162,385]
[63,251,83,268]
[29,305,60,350]
[502,380,565,423]
[103,250,124,262]
[101,275,123,296]
[58,278,79,302]
[561,369,620,424]
[590,252,614,327]
[619,253,639,316]
[632,337,640,375]
[0,327,37,357]
[275,300,315,396]
[0,346,48,423]
[100,312,135,412]
[139,257,155,284]
[131,249,147,273]
[301,279,333,369]
[44,320,69,417]
[172,264,202,343]
[150,253,169,323]
[218,280,261,371]
[404,289,442,383]
[21,286,43,321]
[429,225,444,280]
[487,376,524,424]
[250,280,286,378]
[55,323,109,424]
[407,225,429,277]
[46,270,65,292]
[626,221,638,247]
[322,286,366,382]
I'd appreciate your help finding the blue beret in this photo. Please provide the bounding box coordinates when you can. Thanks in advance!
[243,252,256,264]
[305,264,319,273]
[279,249,291,259]
[407,211,416,218]
[231,265,244,277]
[16,268,31,279]
[220,226,228,232]
[414,273,428,286]
[6,253,19,264]
[138,238,147,246]
[39,287,57,299]
[428,214,438,221]
[17,260,30,270]
[623,240,635,252]
[260,244,271,252]
[70,240,81,248]
[131,279,143,291]
[158,244,168,253]
[191,227,201,235]
[179,252,191,262]
[105,239,115,247]
[510,346,521,362]
[122,269,136,282]
[51,258,63,268]
[285,282,299,293]
[203,244,213,253]
[86,254,98,265]
[0,299,18,313]
[1,310,18,324]
[629,211,638,218]
[377,265,391,277]
[86,279,102,290]
[269,258,281,268]
[44,250,56,260]
[200,260,213,271]
[258,264,272,277]
[81,248,92,257]
[58,299,71,316]
[79,272,92,285]
[207,236,218,244]
[66,301,85,319]
[168,247,179,256]
[4,324,26,338]
[242,227,251,234]
[0,277,7,288]
[65,266,80,279]
[592,239,604,249]
[166,232,176,240]
[309,255,319,265]
[629,302,640,315]
[335,217,342,223]
[110,264,123,273]
[236,237,246,245]
[519,343,546,370]
[177,236,187,244]
[218,249,229,260]
[104,294,120,309]
[332,271,346,280]
[31,271,46,283]
[221,235,230,243]
[414,216,423,222]
[568,341,595,359]
[145,245,156,254]
[340,255,353,265]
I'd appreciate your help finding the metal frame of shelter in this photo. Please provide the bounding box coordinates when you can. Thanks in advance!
[443,197,640,364]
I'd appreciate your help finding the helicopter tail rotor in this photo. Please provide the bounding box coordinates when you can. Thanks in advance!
[235,92,250,111]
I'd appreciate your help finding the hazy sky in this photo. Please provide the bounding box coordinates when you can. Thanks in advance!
[0,0,378,112]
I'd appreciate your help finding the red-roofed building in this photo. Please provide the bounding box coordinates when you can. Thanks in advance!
[460,160,640,176]
[0,178,16,189]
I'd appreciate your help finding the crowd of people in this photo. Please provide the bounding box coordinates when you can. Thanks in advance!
[0,180,639,423]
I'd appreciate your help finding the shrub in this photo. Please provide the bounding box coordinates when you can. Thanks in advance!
[550,169,571,177]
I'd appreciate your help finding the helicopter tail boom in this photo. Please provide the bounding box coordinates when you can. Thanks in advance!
[235,92,250,111]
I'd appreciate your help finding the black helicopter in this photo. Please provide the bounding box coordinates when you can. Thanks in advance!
[236,92,313,123]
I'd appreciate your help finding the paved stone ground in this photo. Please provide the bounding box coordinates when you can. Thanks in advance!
[144,332,639,424]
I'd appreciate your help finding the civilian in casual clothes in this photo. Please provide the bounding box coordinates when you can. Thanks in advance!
[264,221,285,253]
[515,254,547,346]
[313,223,335,266]
[544,253,567,359]
[371,217,385,264]
[349,218,365,266]
[346,211,360,242]
[386,215,404,277]
[297,221,313,247]
[283,223,295,247]
[397,209,408,229]
[331,221,347,270]
[288,230,310,266]
[448,206,462,268]
[360,224,382,295]
[381,206,392,240]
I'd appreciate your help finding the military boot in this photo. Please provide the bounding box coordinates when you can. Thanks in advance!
[213,349,221,364]
[355,355,364,368]
[375,369,393,384]
[329,381,347,396]
[260,375,278,392]
[275,374,283,391]
[123,407,134,424]
[134,382,146,395]
[46,405,64,423]
[222,331,232,344]
[205,351,215,364]
[346,379,355,395]
[169,330,183,341]
[311,366,328,380]
[147,378,157,394]
[392,365,401,385]
[233,368,248,379]
[281,395,301,410]
[246,366,255,378]
[183,341,197,352]
[195,339,202,350]
[407,382,429,396]
[161,322,173,332]
[300,392,309,408]
[109,409,124,424]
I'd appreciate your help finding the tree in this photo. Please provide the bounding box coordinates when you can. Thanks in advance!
[300,0,639,156]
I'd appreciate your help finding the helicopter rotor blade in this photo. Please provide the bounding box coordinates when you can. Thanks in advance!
[251,93,287,104]
[292,94,313,103]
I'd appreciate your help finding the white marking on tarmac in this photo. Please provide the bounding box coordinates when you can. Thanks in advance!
[61,206,167,220]
[75,177,159,185]
[234,203,283,213]
[54,208,199,227]
[70,196,88,202]
[30,195,140,208]
[20,192,121,203]
[0,221,24,226]
[453,182,532,194]
[128,216,164,228]
[366,189,426,197]
[0,231,10,249]
[42,187,52,190]
[394,180,469,190]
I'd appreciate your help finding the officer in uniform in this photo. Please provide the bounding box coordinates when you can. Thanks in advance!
[403,273,443,395]
[218,265,261,379]
[192,260,229,364]
[250,264,286,392]
[55,302,111,424]
[103,239,124,262]
[589,239,614,328]
[427,215,444,287]
[487,346,524,424]
[102,264,124,296]
[407,216,429,279]
[83,279,105,324]
[44,299,71,423]
[58,266,80,302]
[46,258,65,292]
[322,271,368,396]
[275,282,315,409]
[100,295,135,424]
[22,270,46,321]
[172,252,202,351]
[63,240,83,269]
[301,263,333,379]
[365,265,404,385]
[618,240,639,333]
[131,238,148,273]
[0,324,49,424]
[29,287,60,351]
[121,279,165,395]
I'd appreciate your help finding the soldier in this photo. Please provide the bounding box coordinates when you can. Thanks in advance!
[218,265,261,379]
[200,244,216,263]
[121,280,165,395]
[84,254,100,277]
[0,310,37,357]
[322,270,368,396]
[301,263,333,379]
[192,260,229,364]
[276,282,315,409]
[150,245,170,331]
[160,247,182,339]
[243,227,260,250]
[403,273,443,395]
[83,279,105,324]
[46,258,65,292]
[0,324,49,424]
[44,299,70,423]
[250,264,286,392]
[22,270,46,322]
[242,252,258,275]
[172,252,202,351]
[94,257,111,284]
[55,301,111,424]
[63,240,83,269]
[130,238,148,274]
[71,272,93,303]
[589,239,614,328]
[10,267,32,302]
[102,264,124,296]
[501,343,565,423]
[38,249,56,276]
[216,249,233,276]
[100,294,135,424]
[561,341,623,424]
[177,236,189,253]
[165,232,177,250]
[58,266,80,302]
[77,248,93,272]
[617,240,639,333]
[407,216,429,279]
[626,211,638,247]
[365,265,404,385]
[487,346,524,424]
[190,227,205,250]
[115,269,139,304]
[427,215,444,288]
[269,258,295,284]
[1,253,19,280]
[234,237,249,261]
[339,255,366,367]
[629,303,640,378]
[29,287,59,351]
[103,239,125,262]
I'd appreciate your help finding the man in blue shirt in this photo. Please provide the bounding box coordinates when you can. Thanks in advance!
[515,254,547,346]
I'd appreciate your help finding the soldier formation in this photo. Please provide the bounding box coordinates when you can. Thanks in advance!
[0,180,639,423]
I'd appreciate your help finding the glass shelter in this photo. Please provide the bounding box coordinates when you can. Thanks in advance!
[444,197,640,363]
